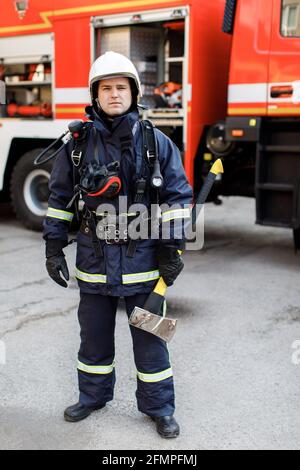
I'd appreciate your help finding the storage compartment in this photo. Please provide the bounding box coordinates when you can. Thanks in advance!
[0,61,52,119]
[94,10,187,151]
[100,26,160,107]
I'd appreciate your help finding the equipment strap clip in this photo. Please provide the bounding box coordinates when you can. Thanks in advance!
[71,150,82,167]
[136,178,147,195]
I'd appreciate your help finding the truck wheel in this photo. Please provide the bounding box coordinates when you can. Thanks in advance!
[10,148,52,231]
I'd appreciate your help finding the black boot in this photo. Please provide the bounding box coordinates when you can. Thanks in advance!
[151,415,180,438]
[64,402,105,422]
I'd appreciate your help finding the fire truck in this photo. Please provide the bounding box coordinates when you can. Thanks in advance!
[0,0,299,248]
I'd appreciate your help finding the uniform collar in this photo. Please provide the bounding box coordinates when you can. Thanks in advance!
[85,105,139,137]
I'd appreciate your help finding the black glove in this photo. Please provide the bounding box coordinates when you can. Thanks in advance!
[157,243,184,287]
[45,239,69,288]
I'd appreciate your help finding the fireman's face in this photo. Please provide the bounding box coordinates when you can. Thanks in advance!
[98,77,132,116]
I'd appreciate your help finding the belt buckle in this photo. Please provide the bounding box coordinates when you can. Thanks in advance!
[105,224,128,244]
[104,224,115,244]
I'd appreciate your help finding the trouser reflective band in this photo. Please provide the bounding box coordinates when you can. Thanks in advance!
[46,207,74,222]
[77,360,115,375]
[75,268,107,283]
[137,367,173,383]
[122,270,160,284]
[161,208,190,223]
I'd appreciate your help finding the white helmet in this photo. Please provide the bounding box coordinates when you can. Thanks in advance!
[89,51,143,102]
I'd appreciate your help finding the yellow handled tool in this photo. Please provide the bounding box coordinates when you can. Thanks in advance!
[129,160,224,342]
[128,259,179,343]
[191,158,224,225]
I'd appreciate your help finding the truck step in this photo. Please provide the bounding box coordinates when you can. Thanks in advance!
[256,138,300,231]
[259,145,300,153]
[255,218,294,229]
[256,183,294,192]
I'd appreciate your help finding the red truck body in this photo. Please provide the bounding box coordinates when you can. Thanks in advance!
[0,0,299,246]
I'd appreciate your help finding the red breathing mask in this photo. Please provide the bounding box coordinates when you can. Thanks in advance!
[79,161,122,198]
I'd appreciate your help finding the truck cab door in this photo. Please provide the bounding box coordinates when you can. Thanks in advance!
[268,0,300,115]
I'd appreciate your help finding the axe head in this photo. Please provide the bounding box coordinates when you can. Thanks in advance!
[128,306,177,343]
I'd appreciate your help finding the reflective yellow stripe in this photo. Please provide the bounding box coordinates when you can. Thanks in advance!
[75,268,159,284]
[161,208,190,223]
[137,367,173,383]
[0,0,178,34]
[77,360,115,375]
[122,270,160,284]
[46,207,74,222]
[93,212,138,216]
[56,107,84,114]
[75,267,107,284]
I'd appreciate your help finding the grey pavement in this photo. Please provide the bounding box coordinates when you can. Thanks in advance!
[0,198,300,450]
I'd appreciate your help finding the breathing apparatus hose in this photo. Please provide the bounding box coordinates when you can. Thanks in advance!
[34,133,69,166]
[34,120,85,166]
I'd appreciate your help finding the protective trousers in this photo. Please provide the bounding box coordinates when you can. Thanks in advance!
[77,293,175,417]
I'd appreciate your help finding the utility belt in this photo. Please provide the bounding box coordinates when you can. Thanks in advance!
[81,207,152,252]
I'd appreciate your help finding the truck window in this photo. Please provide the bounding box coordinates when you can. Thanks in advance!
[281,0,300,36]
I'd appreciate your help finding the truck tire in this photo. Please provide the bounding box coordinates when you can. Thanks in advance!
[10,148,53,231]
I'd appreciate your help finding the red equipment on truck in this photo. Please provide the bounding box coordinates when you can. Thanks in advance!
[211,0,300,249]
[0,0,299,249]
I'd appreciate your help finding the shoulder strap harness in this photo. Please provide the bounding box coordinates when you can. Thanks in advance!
[68,119,159,258]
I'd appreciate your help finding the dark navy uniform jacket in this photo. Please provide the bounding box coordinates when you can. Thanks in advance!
[43,106,193,296]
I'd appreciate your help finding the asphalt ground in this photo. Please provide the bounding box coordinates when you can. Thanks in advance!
[0,197,299,450]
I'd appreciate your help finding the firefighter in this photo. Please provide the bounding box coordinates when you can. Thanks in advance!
[43,51,193,438]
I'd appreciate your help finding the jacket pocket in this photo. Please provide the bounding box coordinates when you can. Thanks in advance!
[75,231,107,284]
[121,239,159,285]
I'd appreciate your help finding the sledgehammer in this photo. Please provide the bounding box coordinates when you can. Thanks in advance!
[128,159,224,342]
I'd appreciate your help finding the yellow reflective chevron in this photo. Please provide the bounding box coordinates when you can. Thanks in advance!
[77,359,115,375]
[122,270,160,284]
[137,367,173,383]
[46,207,74,222]
[75,268,107,283]
[161,208,190,223]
